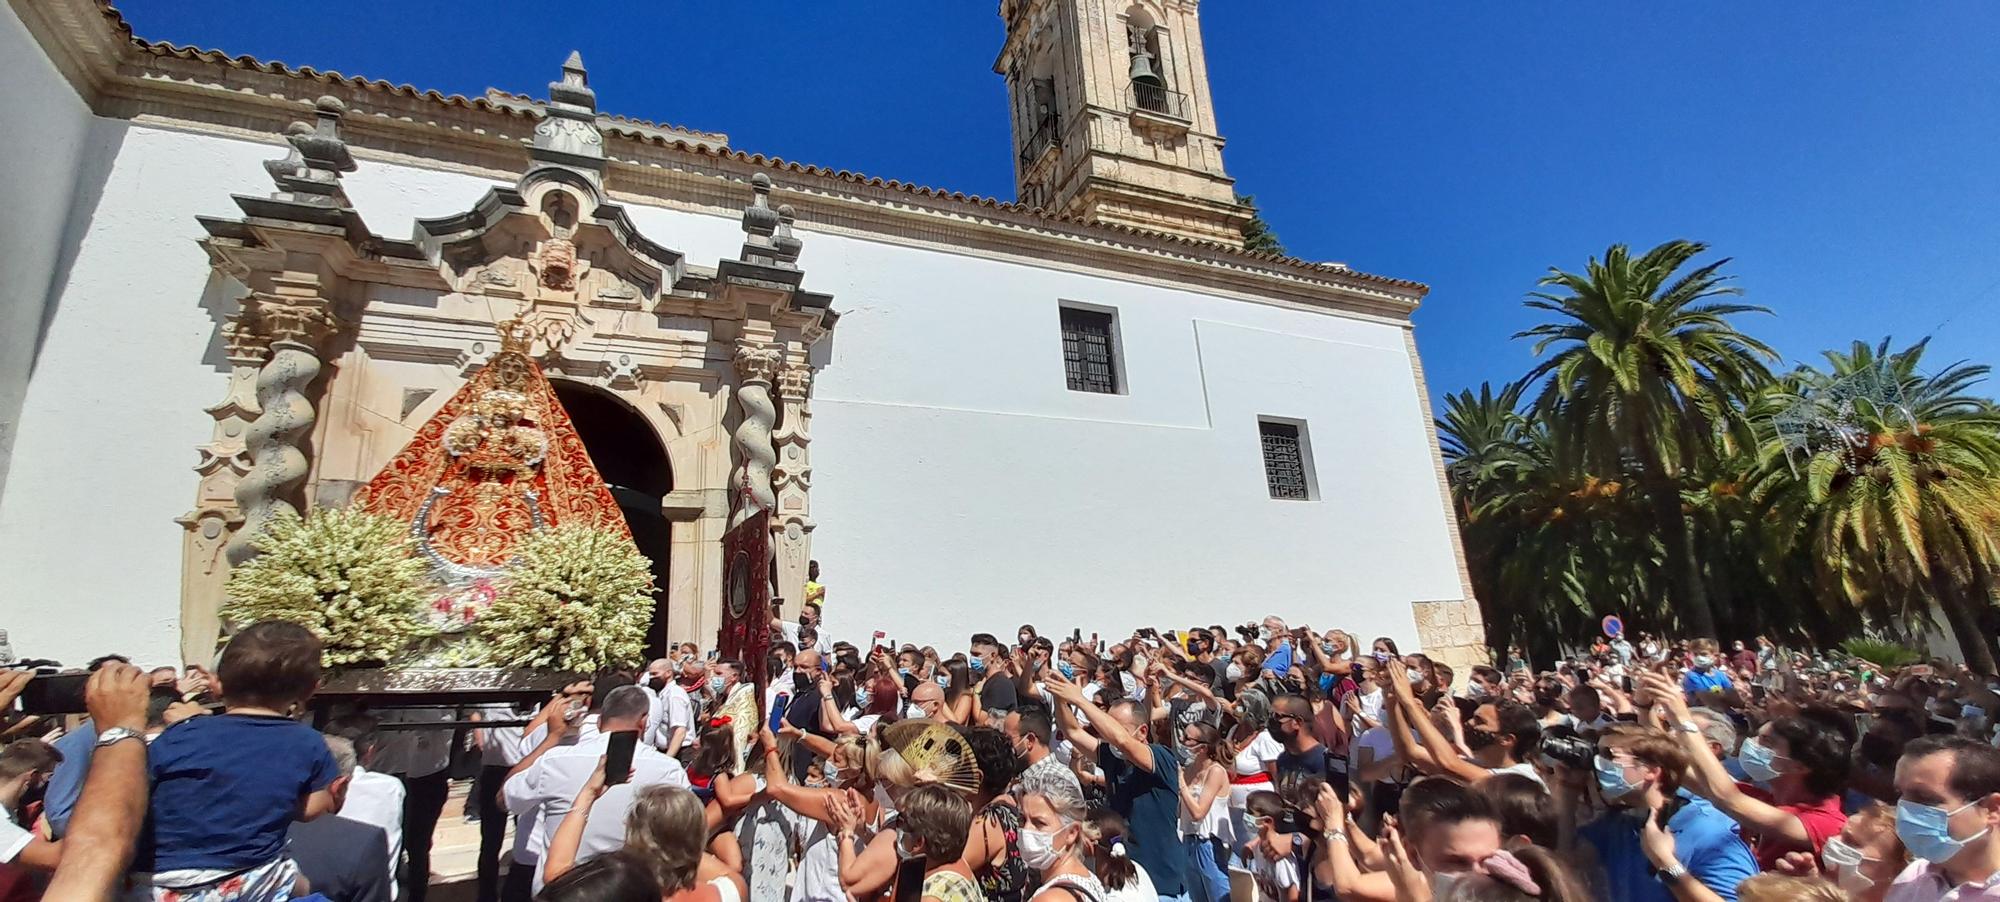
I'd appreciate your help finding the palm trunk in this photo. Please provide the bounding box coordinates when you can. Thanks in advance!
[1644,471,1715,639]
[1931,565,1997,674]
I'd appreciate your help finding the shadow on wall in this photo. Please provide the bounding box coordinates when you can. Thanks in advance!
[32,118,127,379]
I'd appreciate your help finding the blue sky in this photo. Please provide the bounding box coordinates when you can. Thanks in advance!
[121,2,2000,406]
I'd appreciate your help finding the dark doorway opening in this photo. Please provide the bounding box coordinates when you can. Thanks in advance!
[551,382,674,659]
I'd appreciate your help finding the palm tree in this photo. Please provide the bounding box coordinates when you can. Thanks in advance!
[1748,339,2000,671]
[1516,241,1777,639]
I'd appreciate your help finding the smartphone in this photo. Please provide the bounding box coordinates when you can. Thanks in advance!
[892,843,926,902]
[604,730,638,787]
[769,693,791,733]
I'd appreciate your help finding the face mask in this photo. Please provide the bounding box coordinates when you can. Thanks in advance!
[935,675,951,688]
[1057,662,1077,680]
[1897,798,1989,864]
[1428,872,1468,898]
[1018,826,1066,870]
[1408,670,1425,685]
[1737,737,1784,785]
[1595,754,1639,801]
[969,657,987,674]
[1226,663,1245,682]
[707,675,726,694]
[854,687,872,710]
[899,667,912,678]
[1466,682,1488,699]
[1259,627,1274,642]
[1463,727,1498,751]
[1819,836,1876,894]
[1175,746,1195,765]
[1693,655,1715,670]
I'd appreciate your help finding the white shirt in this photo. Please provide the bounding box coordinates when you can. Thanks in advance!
[503,731,690,891]
[373,708,455,778]
[1103,864,1157,902]
[476,705,529,768]
[0,807,31,864]
[777,621,834,656]
[1252,851,1300,902]
[655,682,695,751]
[1485,761,1549,789]
[339,766,407,899]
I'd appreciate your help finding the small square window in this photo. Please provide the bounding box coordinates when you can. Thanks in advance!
[1059,306,1121,394]
[1259,419,1316,501]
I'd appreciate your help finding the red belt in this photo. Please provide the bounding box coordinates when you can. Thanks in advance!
[1230,772,1272,786]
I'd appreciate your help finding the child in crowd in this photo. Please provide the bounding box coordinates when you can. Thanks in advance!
[130,621,339,901]
[1245,790,1301,902]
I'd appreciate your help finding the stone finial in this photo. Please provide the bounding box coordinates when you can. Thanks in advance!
[530,50,605,184]
[736,174,785,266]
[549,51,596,114]
[263,95,355,207]
[772,204,803,266]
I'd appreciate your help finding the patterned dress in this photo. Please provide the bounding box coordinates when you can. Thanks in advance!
[923,870,988,902]
[974,801,1030,902]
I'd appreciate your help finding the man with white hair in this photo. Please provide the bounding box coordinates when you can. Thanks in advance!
[1259,615,1296,678]
[643,658,694,756]
[287,734,394,902]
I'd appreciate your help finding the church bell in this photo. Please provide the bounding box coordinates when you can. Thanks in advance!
[1129,52,1163,87]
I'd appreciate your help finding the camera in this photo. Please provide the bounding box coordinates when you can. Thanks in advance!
[1538,723,1596,771]
[12,667,88,716]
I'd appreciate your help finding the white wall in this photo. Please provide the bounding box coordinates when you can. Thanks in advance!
[0,119,1463,665]
[0,1,95,508]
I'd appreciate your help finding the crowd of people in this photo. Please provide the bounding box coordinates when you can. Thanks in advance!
[5,600,2000,902]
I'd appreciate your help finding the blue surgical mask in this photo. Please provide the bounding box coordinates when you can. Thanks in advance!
[854,687,872,709]
[1595,754,1639,800]
[899,667,912,678]
[707,675,725,694]
[970,657,987,674]
[935,675,950,688]
[1057,662,1077,680]
[1896,798,1989,864]
[1738,737,1784,785]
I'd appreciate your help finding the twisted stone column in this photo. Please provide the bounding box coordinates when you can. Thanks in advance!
[731,342,782,528]
[225,299,332,564]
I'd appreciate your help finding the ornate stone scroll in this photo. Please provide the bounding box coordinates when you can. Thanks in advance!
[771,363,815,607]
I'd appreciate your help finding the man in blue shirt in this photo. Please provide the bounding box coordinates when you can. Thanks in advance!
[1258,616,1295,678]
[1045,665,1187,901]
[1566,725,1756,901]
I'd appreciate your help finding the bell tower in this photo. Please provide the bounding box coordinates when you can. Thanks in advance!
[996,0,1252,248]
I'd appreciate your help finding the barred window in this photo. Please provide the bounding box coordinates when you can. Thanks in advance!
[1260,420,1314,500]
[1060,307,1120,394]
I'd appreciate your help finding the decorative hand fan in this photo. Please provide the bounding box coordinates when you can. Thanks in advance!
[868,718,983,796]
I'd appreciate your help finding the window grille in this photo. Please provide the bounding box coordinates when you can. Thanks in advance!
[1060,307,1118,393]
[1260,421,1311,500]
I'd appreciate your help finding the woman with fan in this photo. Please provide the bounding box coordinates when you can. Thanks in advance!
[833,719,988,900]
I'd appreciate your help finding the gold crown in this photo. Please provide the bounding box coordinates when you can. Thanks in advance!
[496,318,536,355]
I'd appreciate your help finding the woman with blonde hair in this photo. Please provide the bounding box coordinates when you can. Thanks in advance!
[540,766,746,902]
[1021,784,1106,902]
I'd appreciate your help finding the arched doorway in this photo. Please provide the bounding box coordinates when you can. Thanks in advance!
[551,382,675,658]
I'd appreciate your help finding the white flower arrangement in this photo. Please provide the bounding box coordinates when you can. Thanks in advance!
[223,508,435,666]
[479,525,653,674]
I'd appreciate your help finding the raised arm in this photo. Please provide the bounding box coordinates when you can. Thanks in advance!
[1044,668,1101,759]
[757,728,841,825]
[1639,672,1811,846]
[1386,659,1492,784]
[1307,782,1395,902]
[1047,667,1153,771]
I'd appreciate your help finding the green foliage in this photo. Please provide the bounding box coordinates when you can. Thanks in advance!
[480,525,654,674]
[1840,638,1924,669]
[1447,241,2000,668]
[1236,193,1285,256]
[223,507,435,667]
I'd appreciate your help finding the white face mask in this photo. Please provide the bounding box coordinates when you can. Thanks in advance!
[1225,662,1245,682]
[1017,826,1068,870]
[1819,836,1876,894]
[1427,871,1469,900]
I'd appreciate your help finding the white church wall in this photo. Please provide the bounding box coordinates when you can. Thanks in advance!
[0,2,95,507]
[0,115,1463,664]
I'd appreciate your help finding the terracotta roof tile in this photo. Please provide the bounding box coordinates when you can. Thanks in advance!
[99,0,1426,296]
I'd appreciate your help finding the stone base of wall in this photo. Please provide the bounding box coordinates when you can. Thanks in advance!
[1413,598,1488,690]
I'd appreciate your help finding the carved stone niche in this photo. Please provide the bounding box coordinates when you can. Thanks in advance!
[418,178,684,332]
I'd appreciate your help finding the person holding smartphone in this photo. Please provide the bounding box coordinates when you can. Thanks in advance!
[502,685,690,894]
